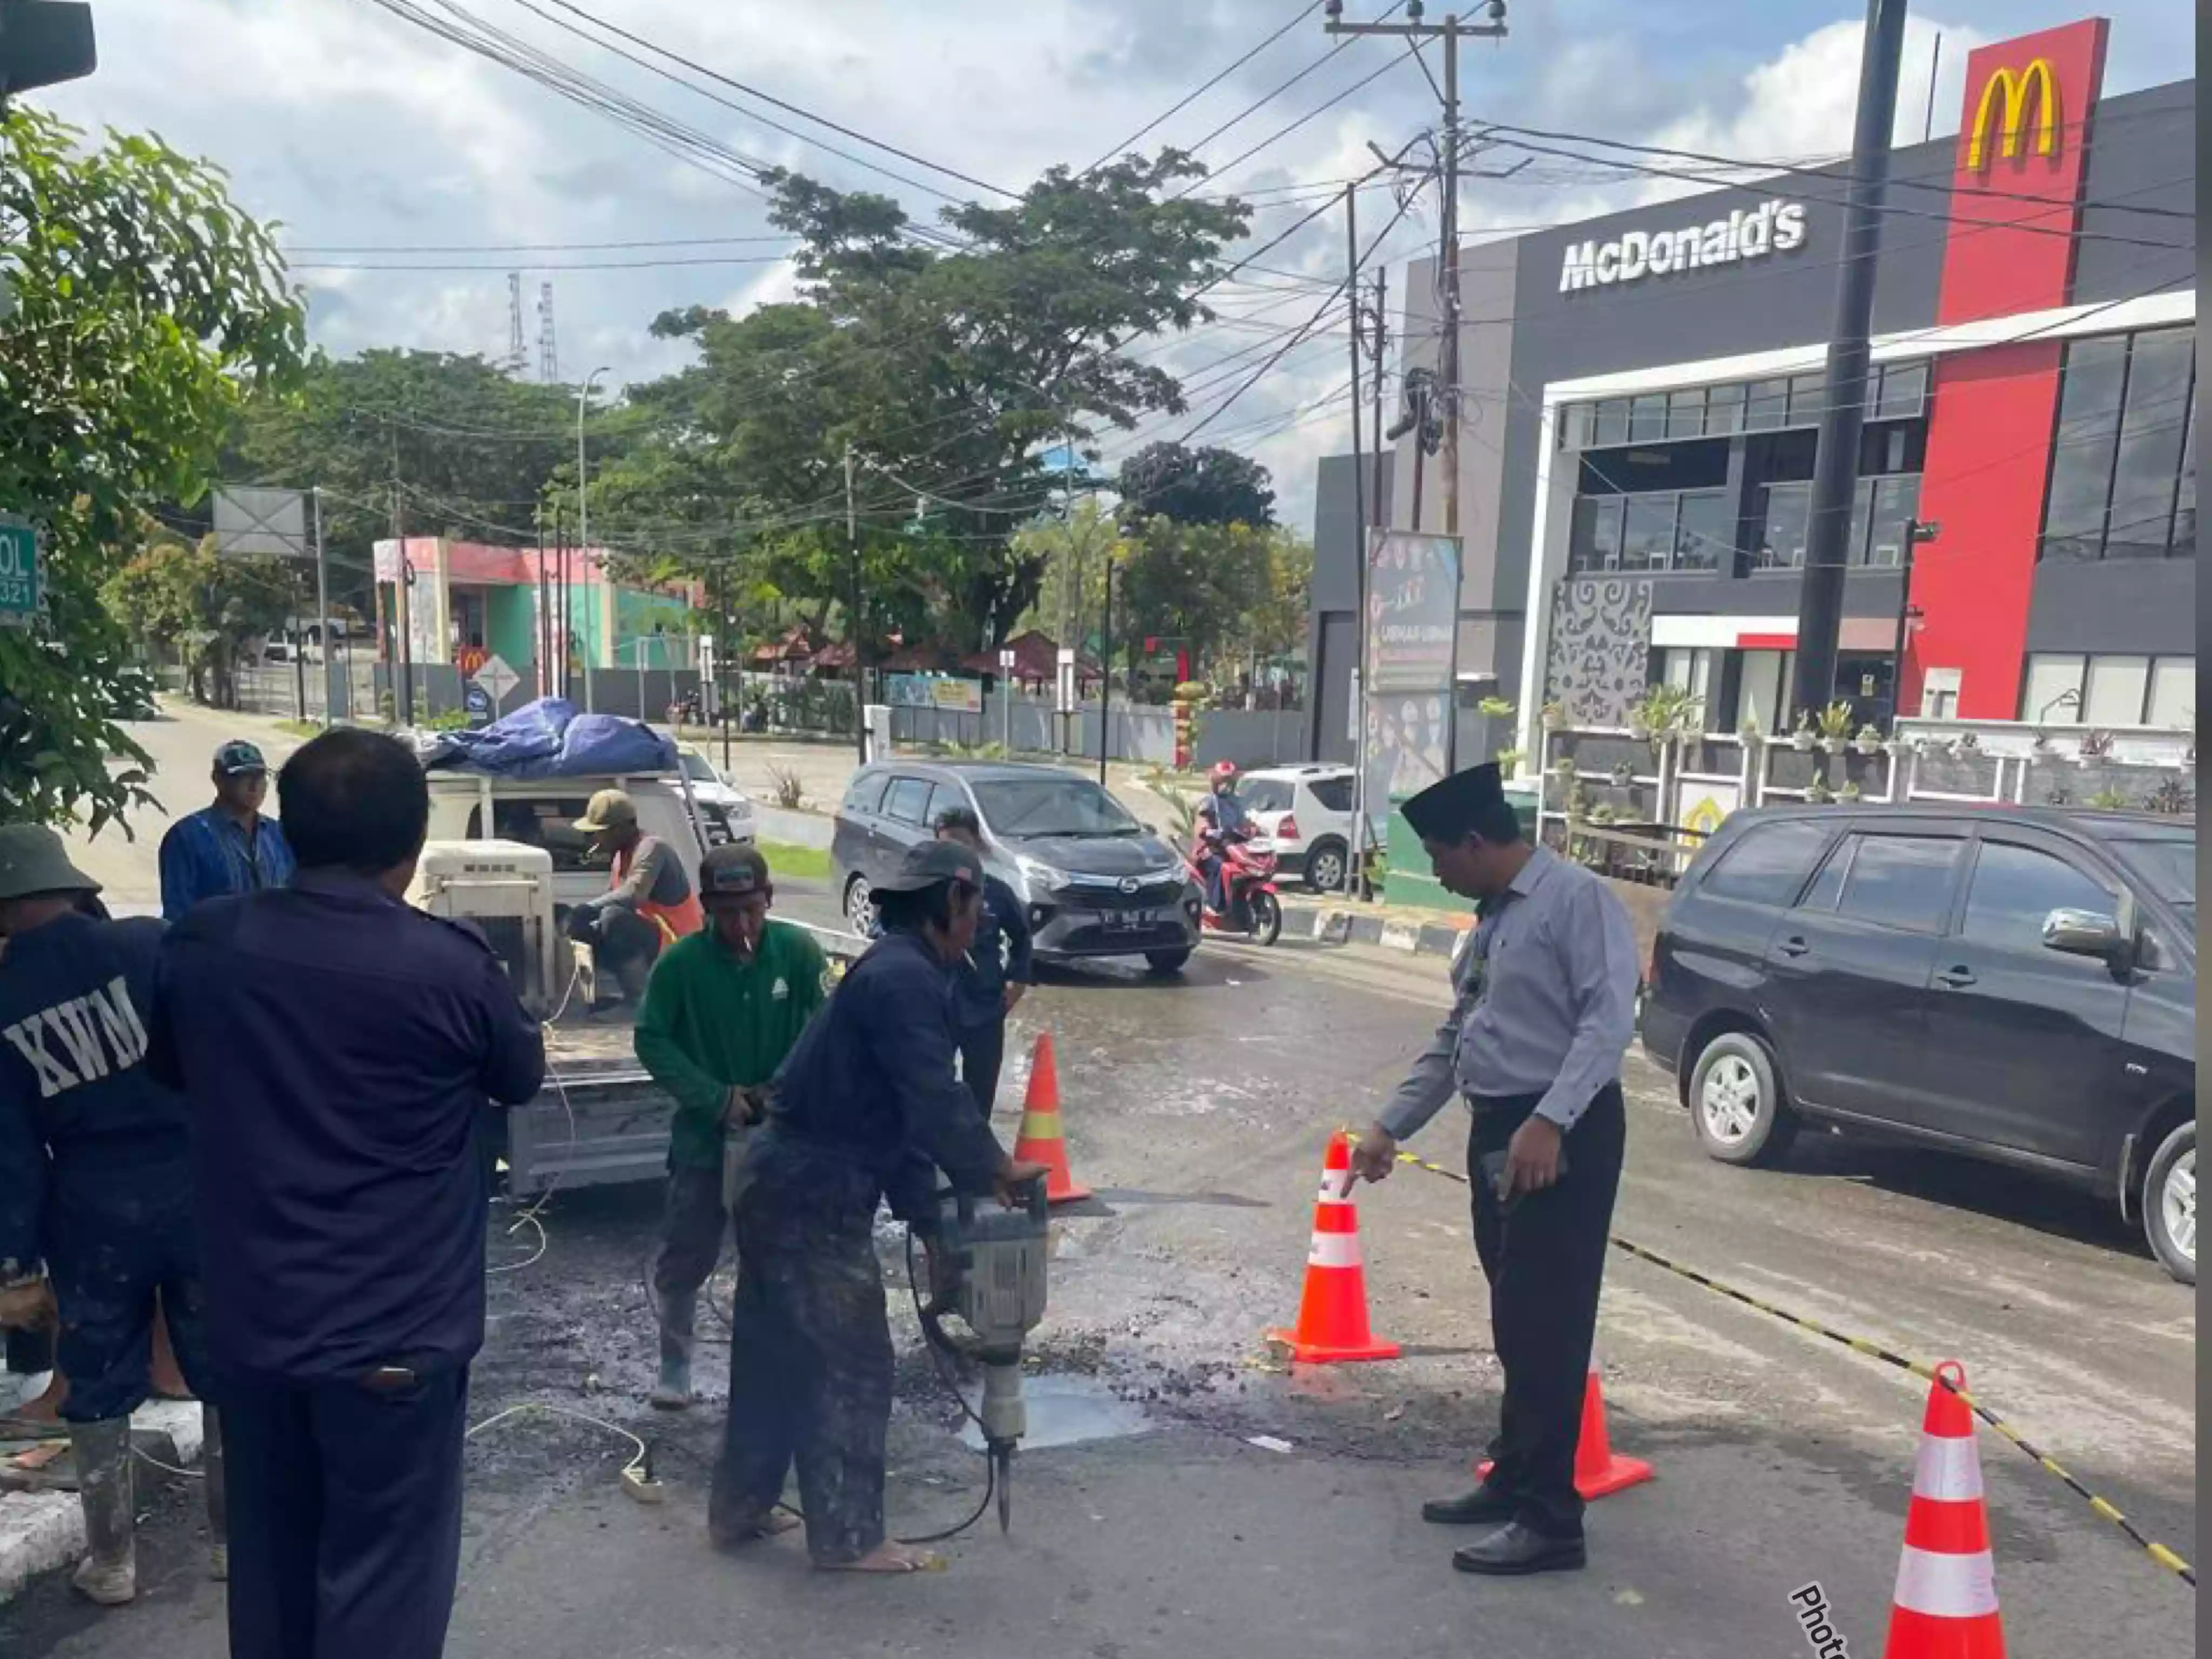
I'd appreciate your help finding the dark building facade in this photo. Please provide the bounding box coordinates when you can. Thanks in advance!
[1310,18,2195,768]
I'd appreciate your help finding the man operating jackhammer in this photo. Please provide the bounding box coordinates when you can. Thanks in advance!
[709,840,1047,1573]
[633,844,828,1409]
[0,826,224,1603]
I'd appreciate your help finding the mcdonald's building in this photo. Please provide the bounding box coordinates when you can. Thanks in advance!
[1305,16,2195,778]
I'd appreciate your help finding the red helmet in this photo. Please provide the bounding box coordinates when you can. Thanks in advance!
[1210,760,1238,783]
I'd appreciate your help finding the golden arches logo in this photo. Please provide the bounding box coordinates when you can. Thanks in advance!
[1966,57,2061,171]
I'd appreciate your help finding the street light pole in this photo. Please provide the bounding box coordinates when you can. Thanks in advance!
[578,366,611,714]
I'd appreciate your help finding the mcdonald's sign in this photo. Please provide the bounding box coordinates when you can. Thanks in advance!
[1965,56,2061,172]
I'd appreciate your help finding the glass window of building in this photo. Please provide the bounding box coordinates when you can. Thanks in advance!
[1667,388,1706,440]
[2021,655,2086,724]
[1756,482,1811,569]
[2082,655,2151,726]
[2040,336,2128,560]
[1745,378,1789,431]
[2146,658,2195,728]
[2105,329,2194,559]
[1674,490,1731,572]
[1621,495,1676,570]
[1569,496,1625,574]
[1865,475,1921,567]
[2171,395,2196,552]
[1629,394,1669,442]
[1562,403,1595,449]
[1874,361,1928,420]
[1737,650,1793,735]
[1845,479,1874,566]
[1788,373,1827,426]
[1593,397,1629,447]
[1703,381,1746,436]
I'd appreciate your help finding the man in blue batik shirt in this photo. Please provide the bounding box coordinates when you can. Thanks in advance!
[158,740,295,922]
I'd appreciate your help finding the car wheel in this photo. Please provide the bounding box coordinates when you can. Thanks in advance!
[2143,1121,2196,1286]
[1304,838,1349,894]
[842,875,876,935]
[1145,949,1192,977]
[1688,1029,1798,1167]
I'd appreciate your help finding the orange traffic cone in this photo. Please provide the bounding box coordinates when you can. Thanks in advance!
[1478,1352,1653,1500]
[1265,1135,1399,1364]
[1883,1360,2005,1658]
[1011,1031,1091,1204]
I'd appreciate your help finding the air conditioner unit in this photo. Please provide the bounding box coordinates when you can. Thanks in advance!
[407,839,559,1017]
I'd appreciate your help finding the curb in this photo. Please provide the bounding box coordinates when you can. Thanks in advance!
[0,1401,204,1604]
[1280,903,1466,962]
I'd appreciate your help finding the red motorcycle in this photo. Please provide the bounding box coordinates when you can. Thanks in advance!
[1184,825,1284,947]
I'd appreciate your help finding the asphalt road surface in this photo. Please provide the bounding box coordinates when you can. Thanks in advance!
[6,704,2194,1656]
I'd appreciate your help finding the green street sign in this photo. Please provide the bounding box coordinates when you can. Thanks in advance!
[0,517,40,628]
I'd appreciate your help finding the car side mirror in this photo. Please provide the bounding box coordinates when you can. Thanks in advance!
[2041,907,2125,960]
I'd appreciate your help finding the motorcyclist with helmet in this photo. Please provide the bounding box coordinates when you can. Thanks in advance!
[1193,760,1251,920]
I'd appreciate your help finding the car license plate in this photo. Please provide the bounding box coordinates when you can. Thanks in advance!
[1105,908,1162,932]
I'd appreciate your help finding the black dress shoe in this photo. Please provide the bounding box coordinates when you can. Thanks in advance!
[1421,1484,1518,1526]
[1451,1521,1587,1576]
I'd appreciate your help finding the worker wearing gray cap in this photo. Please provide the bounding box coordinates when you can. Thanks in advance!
[632,844,828,1409]
[0,826,225,1604]
[710,840,1046,1573]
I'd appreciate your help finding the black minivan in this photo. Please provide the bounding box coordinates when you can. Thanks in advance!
[1640,805,2196,1283]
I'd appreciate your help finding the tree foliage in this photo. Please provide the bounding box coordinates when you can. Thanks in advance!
[585,154,1251,655]
[0,111,305,831]
[223,349,591,603]
[1115,441,1276,529]
[103,523,296,710]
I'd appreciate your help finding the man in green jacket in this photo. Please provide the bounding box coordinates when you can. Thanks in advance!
[633,845,828,1408]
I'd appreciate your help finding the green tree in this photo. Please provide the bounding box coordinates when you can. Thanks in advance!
[224,349,595,605]
[586,154,1250,656]
[0,111,305,831]
[1012,499,1124,651]
[1115,441,1276,529]
[103,525,295,709]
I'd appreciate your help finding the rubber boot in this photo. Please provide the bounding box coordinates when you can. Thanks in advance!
[68,1418,136,1605]
[201,1406,228,1581]
[651,1287,696,1410]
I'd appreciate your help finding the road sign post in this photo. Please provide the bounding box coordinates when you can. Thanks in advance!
[472,652,520,716]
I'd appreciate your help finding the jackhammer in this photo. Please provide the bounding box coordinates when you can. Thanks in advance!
[915,1172,1050,1533]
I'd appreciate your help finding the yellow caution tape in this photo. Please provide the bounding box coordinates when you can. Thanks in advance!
[1364,1137,2197,1589]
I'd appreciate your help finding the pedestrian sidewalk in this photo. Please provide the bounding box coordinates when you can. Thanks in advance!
[1278,890,1473,962]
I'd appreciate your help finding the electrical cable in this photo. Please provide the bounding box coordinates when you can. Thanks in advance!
[1081,0,1328,176]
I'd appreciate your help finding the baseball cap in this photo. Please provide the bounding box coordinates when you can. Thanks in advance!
[873,839,983,895]
[214,740,268,776]
[0,825,100,901]
[573,789,639,834]
[699,844,770,897]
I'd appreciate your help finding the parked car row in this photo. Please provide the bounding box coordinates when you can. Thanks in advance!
[1641,804,2196,1283]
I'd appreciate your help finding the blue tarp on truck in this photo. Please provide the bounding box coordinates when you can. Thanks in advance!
[418,696,677,779]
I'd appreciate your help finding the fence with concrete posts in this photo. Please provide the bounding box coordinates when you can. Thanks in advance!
[889,692,1316,771]
[1532,716,2196,885]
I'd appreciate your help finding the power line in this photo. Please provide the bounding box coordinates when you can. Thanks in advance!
[1081,0,1327,176]
[286,235,798,253]
[1174,38,1422,201]
[292,253,794,271]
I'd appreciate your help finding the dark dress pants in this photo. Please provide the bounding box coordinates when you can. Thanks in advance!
[1467,1083,1627,1541]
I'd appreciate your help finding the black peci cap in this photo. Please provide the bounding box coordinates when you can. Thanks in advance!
[699,844,770,896]
[1400,762,1506,842]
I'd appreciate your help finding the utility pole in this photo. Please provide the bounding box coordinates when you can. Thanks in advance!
[846,441,866,765]
[310,486,334,724]
[1344,184,1369,897]
[1791,0,1911,721]
[1098,558,1115,788]
[388,439,414,727]
[1325,2,1508,540]
[578,366,609,715]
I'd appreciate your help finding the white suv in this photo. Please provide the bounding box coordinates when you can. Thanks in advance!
[1236,765,1370,893]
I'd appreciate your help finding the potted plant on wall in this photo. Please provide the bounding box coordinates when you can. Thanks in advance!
[1838,779,1862,802]
[1806,777,1834,804]
[1790,715,1817,752]
[2078,729,2115,764]
[1854,723,1886,757]
[1815,699,1855,751]
[1737,715,1763,748]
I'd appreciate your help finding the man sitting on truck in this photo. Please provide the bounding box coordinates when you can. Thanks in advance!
[632,845,828,1410]
[568,788,704,1013]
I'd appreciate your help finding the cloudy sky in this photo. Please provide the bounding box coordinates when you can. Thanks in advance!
[42,0,2193,531]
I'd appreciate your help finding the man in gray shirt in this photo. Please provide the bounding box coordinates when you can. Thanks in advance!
[1344,761,1637,1577]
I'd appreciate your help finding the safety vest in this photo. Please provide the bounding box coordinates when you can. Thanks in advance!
[615,837,703,946]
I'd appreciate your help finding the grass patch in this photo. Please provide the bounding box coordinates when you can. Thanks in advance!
[274,719,322,739]
[757,840,831,881]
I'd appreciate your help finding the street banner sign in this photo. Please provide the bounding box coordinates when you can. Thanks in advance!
[462,683,494,727]
[1362,529,1461,810]
[0,516,39,628]
[472,652,520,707]
[213,486,309,559]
